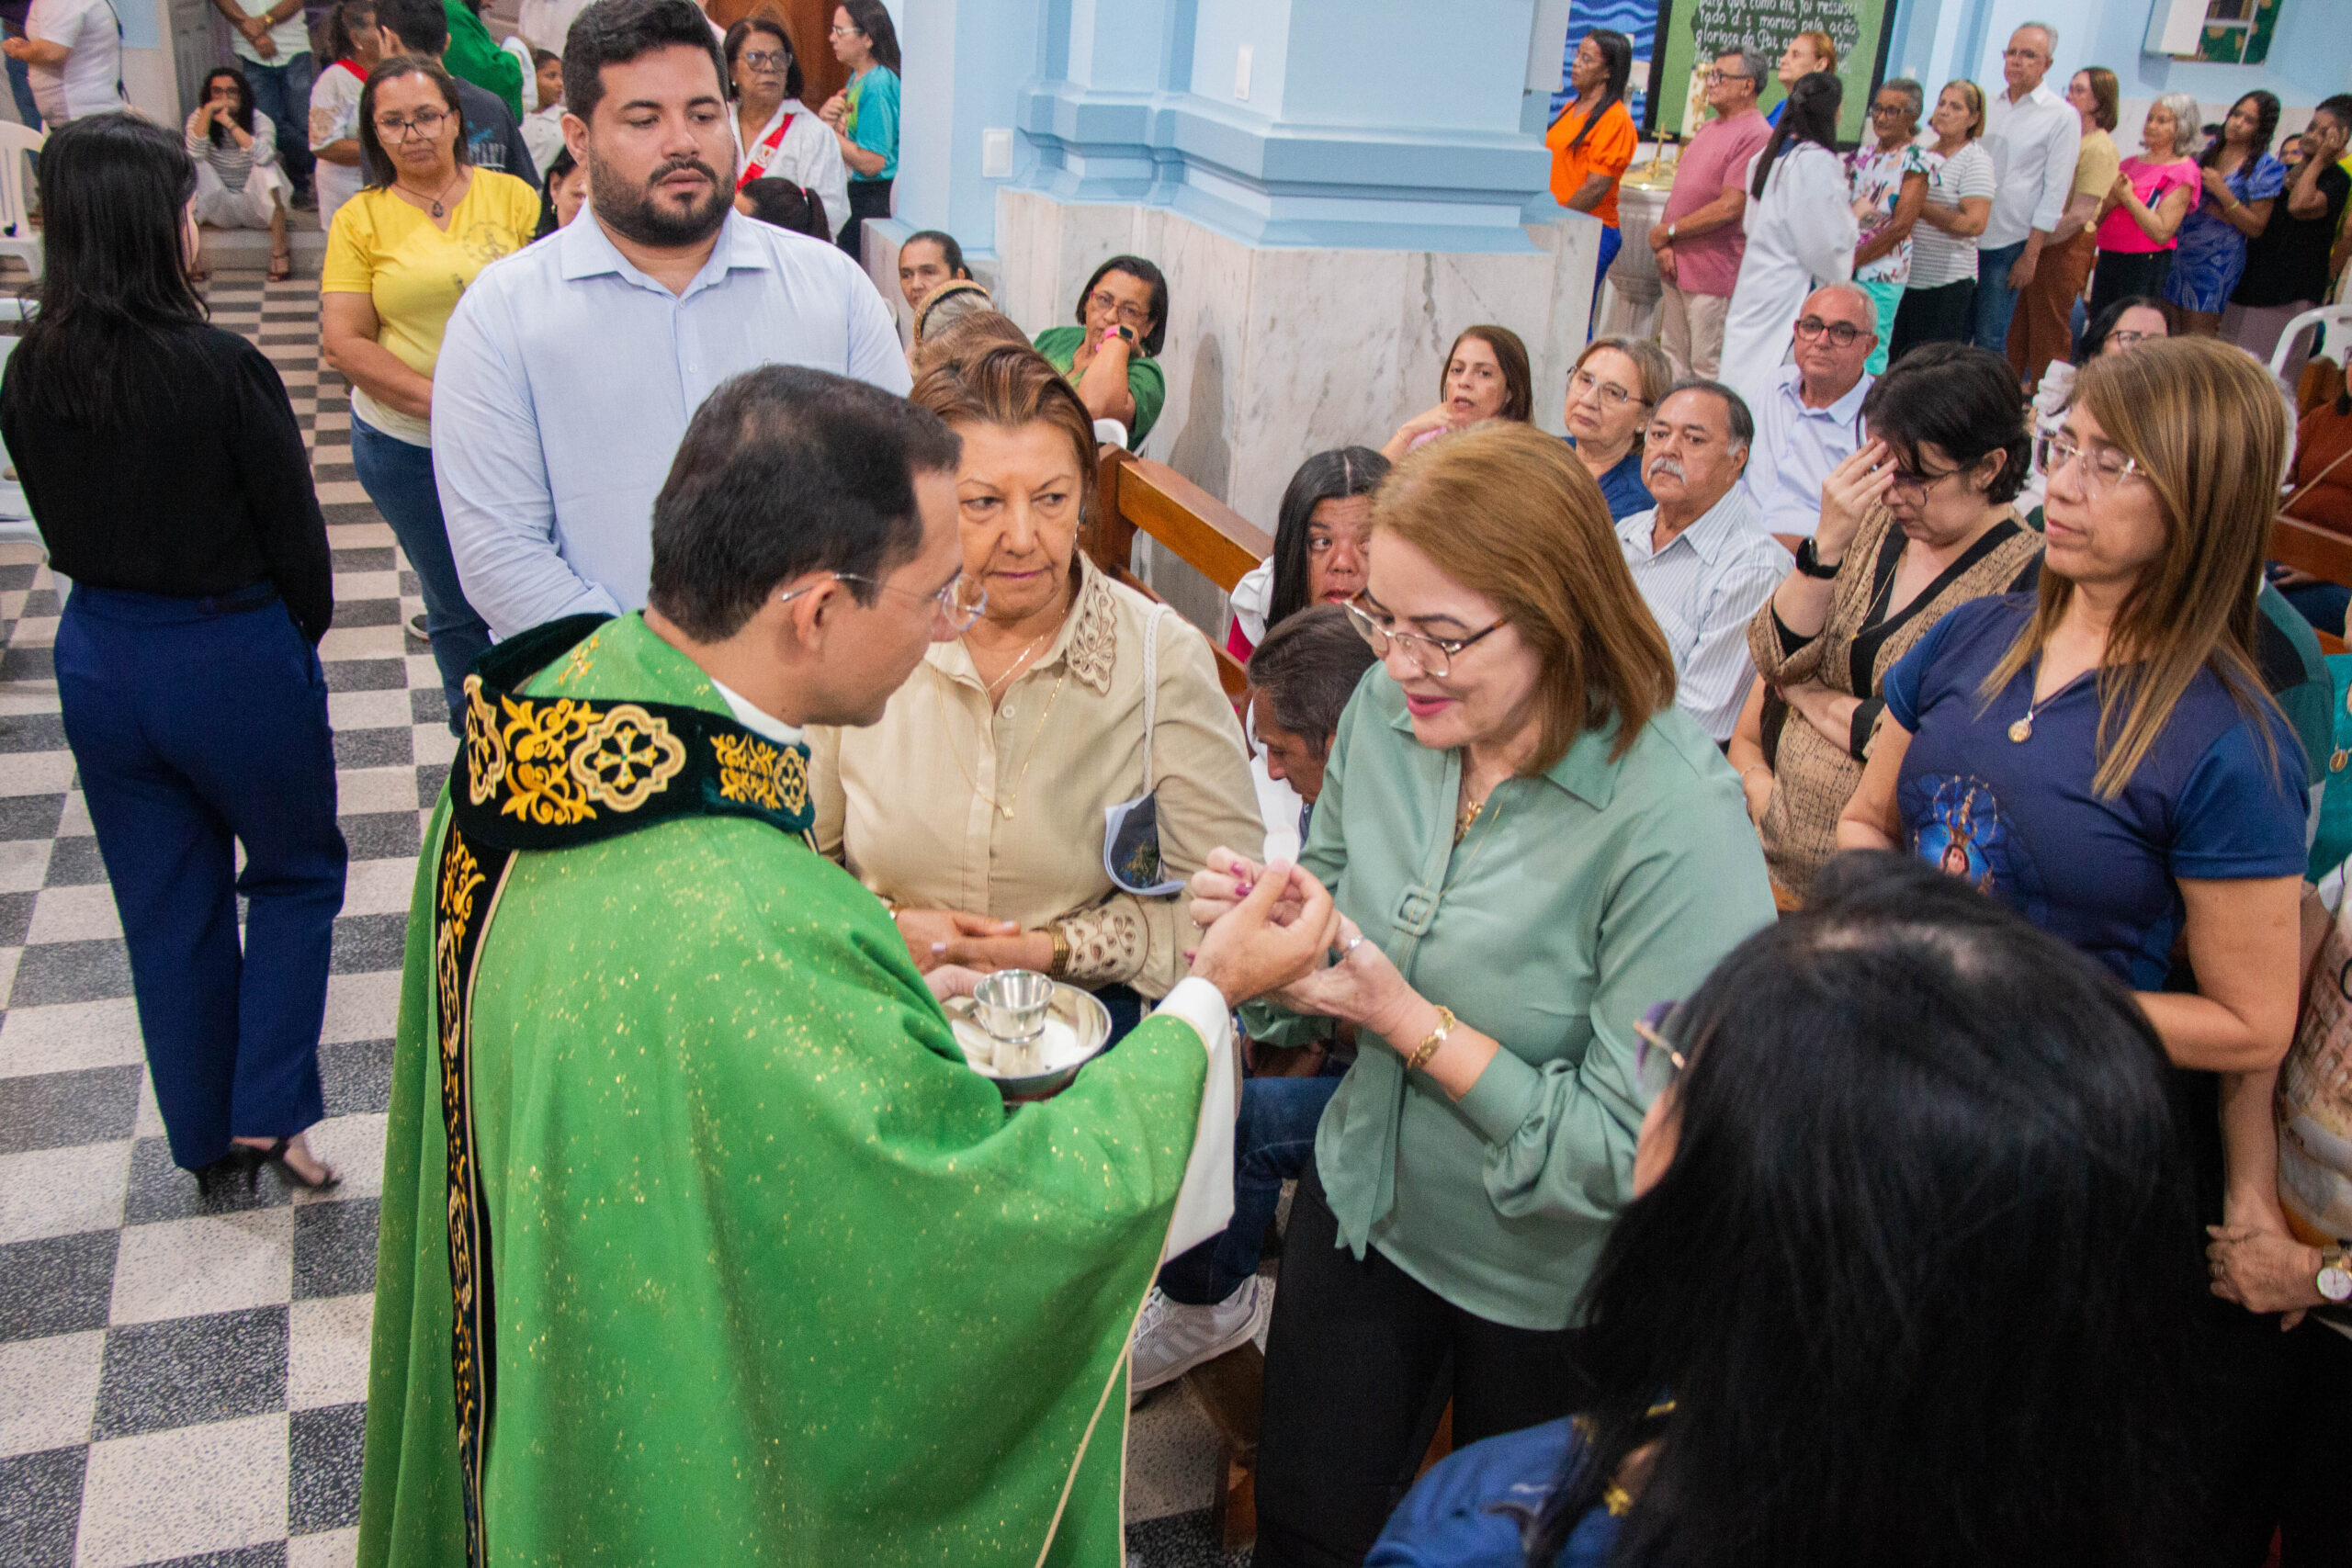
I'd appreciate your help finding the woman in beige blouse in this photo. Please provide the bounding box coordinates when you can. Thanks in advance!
[808,344,1263,1021]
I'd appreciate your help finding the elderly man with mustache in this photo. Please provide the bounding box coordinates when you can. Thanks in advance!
[1614,381,1791,742]
[431,0,909,642]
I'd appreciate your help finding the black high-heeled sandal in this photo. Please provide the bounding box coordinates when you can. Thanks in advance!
[194,1151,259,1197]
[242,1137,341,1192]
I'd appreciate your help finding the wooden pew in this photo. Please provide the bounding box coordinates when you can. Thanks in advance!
[2270,513,2352,655]
[1084,447,1273,700]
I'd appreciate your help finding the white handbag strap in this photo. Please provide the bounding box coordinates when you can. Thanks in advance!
[1139,603,1170,795]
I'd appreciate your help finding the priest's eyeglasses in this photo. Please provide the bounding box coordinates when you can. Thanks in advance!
[776,572,988,632]
[2034,434,2144,499]
[1344,597,1504,679]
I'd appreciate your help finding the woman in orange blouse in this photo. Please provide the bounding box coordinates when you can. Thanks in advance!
[1546,28,1638,319]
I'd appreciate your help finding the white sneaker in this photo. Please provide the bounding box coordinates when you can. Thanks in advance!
[1128,1277,1271,1403]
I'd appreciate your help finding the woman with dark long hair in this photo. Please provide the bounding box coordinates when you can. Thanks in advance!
[1544,29,1636,314]
[1367,852,2198,1568]
[2164,91,2285,334]
[1719,72,1855,414]
[184,65,294,281]
[0,115,346,1191]
[820,0,900,259]
[724,12,845,233]
[320,54,537,729]
[1227,446,1391,660]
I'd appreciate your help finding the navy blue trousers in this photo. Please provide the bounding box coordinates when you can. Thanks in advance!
[56,587,347,1170]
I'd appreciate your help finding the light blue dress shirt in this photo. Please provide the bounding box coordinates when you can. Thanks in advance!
[1616,485,1791,743]
[432,209,911,639]
[1737,361,1871,541]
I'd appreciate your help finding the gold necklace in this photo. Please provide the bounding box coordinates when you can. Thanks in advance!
[936,666,1069,819]
[1447,783,1512,883]
[1454,792,1487,843]
[976,628,1052,696]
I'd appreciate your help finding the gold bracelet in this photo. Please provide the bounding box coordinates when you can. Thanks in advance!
[1046,923,1071,981]
[1404,1006,1456,1075]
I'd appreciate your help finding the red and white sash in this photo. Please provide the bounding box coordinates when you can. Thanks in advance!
[737,111,796,191]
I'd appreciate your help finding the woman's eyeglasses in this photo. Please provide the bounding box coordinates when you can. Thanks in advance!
[1568,368,1643,408]
[373,108,449,141]
[2035,434,2144,499]
[738,49,788,69]
[1087,290,1153,332]
[776,571,988,632]
[1632,999,1687,1099]
[1343,597,1503,680]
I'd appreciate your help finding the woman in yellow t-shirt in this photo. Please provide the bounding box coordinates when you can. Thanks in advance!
[1544,28,1638,321]
[321,55,539,730]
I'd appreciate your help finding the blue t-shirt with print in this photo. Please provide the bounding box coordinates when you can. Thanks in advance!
[1882,593,2307,990]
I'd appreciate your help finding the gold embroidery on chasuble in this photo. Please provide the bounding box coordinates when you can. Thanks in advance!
[712,730,809,815]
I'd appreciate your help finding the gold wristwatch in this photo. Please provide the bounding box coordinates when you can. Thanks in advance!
[2320,1243,2352,1304]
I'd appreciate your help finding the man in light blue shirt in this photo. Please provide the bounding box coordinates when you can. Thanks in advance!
[1737,283,1876,540]
[1619,382,1791,742]
[434,0,908,641]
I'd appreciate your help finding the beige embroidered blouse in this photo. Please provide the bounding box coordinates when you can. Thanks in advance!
[807,558,1265,999]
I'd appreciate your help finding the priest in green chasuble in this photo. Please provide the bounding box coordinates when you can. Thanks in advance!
[357,367,1337,1568]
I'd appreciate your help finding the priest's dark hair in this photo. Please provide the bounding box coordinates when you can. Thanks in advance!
[1522,851,2196,1568]
[648,367,962,641]
[564,0,728,127]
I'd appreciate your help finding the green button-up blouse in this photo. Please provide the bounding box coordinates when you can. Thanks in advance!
[1246,672,1775,1330]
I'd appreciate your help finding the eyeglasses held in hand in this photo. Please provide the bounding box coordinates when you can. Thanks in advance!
[1793,315,1866,347]
[374,107,450,141]
[1568,368,1643,408]
[775,571,988,632]
[2035,434,2144,498]
[1344,597,1503,680]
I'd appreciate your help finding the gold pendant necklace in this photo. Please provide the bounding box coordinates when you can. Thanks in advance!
[2009,661,2071,743]
[936,667,1069,819]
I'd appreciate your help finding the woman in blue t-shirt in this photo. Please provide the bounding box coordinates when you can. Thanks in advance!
[1839,336,2306,1558]
[821,0,899,261]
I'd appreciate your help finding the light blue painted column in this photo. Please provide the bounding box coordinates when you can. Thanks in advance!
[892,0,1046,256]
[1012,0,1556,253]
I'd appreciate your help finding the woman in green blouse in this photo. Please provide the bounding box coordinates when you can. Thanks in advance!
[1190,422,1775,1566]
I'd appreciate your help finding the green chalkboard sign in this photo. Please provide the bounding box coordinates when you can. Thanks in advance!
[1651,0,1896,144]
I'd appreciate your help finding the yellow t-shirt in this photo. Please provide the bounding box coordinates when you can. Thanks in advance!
[321,170,542,445]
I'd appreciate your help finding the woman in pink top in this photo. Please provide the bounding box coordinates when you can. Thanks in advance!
[2090,91,2202,320]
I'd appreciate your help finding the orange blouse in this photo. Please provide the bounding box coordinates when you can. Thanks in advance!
[1545,97,1638,227]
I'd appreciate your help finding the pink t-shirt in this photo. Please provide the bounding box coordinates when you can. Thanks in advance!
[1662,108,1774,297]
[2096,156,2201,254]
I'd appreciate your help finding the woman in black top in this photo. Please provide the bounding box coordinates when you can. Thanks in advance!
[2226,94,2351,364]
[0,115,346,1190]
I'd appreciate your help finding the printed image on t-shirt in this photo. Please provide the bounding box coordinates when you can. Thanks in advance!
[1902,773,2047,921]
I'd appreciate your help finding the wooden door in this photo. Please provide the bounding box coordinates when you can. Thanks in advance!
[706,0,845,110]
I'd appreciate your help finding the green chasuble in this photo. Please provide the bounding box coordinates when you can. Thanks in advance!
[358,613,1211,1568]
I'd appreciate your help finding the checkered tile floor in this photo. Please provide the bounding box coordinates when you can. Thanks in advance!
[0,273,438,1568]
[0,271,1246,1568]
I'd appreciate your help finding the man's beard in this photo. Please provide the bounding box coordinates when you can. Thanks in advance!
[586,146,731,247]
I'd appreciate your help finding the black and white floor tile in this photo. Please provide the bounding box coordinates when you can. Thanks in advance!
[0,273,1240,1567]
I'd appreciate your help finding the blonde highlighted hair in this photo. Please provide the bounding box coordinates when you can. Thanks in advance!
[1979,336,2287,797]
[1373,422,1675,773]
[910,343,1102,529]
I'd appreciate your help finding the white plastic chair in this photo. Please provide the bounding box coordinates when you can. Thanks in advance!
[0,120,42,282]
[1092,418,1128,452]
[2269,303,2352,382]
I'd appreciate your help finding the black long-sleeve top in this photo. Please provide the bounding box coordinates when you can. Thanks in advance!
[0,324,333,643]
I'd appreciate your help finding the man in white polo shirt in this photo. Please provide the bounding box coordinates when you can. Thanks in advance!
[5,0,120,126]
[1969,21,2079,358]
[435,0,907,640]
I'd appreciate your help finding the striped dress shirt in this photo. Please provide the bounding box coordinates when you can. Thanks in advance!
[1616,486,1791,742]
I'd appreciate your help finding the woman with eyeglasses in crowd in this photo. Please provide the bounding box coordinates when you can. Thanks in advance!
[1367,852,2201,1568]
[184,66,296,282]
[1033,253,1170,447]
[1840,337,2310,1562]
[321,54,538,731]
[819,0,899,260]
[725,13,845,238]
[1563,335,1669,522]
[1844,78,1928,377]
[1731,344,2042,905]
[807,344,1262,1041]
[1188,422,1774,1566]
